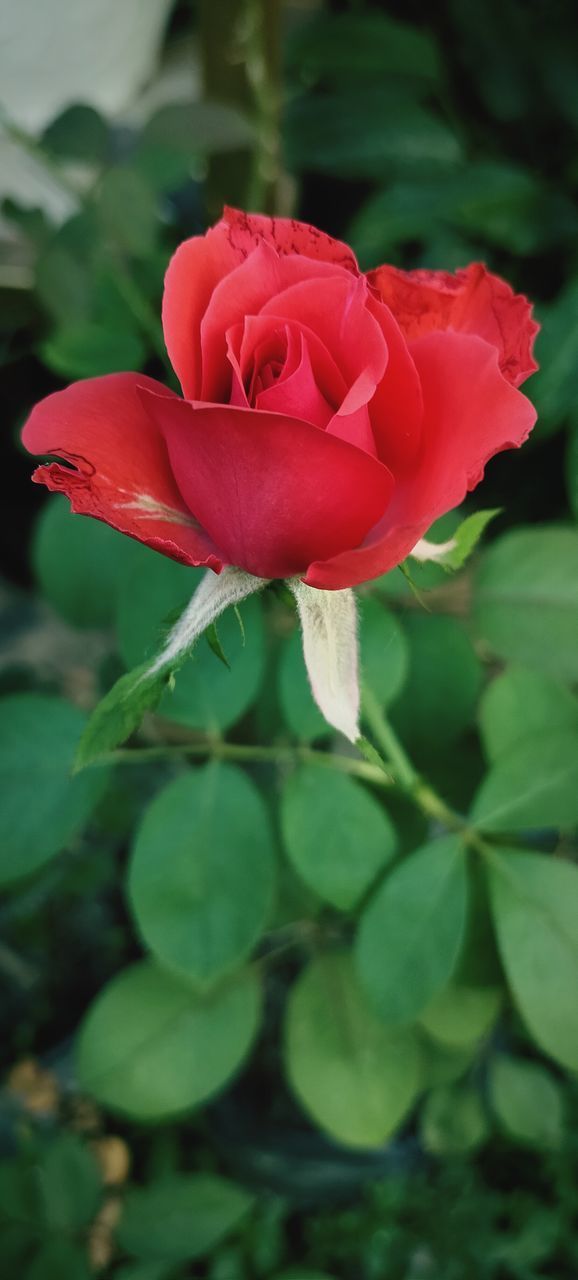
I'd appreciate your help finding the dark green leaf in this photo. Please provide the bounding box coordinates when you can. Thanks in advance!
[77,960,262,1120]
[479,666,578,761]
[33,496,137,627]
[355,836,468,1025]
[0,694,109,886]
[42,104,109,163]
[118,1175,253,1262]
[287,11,440,85]
[390,614,482,752]
[96,167,157,255]
[471,729,578,831]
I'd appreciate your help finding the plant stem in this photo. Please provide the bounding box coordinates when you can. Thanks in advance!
[104,739,394,789]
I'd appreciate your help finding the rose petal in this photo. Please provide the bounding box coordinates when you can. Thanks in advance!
[259,274,388,417]
[22,373,223,570]
[256,330,334,428]
[222,206,359,274]
[143,393,394,581]
[369,261,539,388]
[162,223,242,399]
[232,314,348,411]
[305,332,537,589]
[365,293,423,472]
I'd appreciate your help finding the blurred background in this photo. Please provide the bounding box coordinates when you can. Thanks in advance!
[2,2,578,1278]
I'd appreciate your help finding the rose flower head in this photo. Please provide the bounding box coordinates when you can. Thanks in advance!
[22,208,538,740]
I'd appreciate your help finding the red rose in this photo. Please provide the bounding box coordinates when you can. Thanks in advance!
[22,207,538,589]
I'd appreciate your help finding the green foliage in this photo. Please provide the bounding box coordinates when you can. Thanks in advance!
[33,497,133,628]
[355,837,468,1026]
[390,614,482,753]
[421,1085,489,1155]
[473,527,578,680]
[471,729,578,831]
[129,764,275,986]
[76,960,262,1120]
[479,666,578,761]
[489,1054,564,1150]
[281,765,396,911]
[418,982,502,1049]
[0,693,109,885]
[118,1175,254,1262]
[284,953,422,1149]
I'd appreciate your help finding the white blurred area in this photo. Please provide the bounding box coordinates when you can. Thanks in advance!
[0,0,180,242]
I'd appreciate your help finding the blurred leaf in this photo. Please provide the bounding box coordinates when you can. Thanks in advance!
[531,282,578,438]
[285,87,461,179]
[41,104,109,163]
[487,848,578,1070]
[418,981,502,1048]
[421,1085,489,1155]
[33,496,134,628]
[26,1239,92,1280]
[41,319,145,379]
[77,960,261,1120]
[96,167,157,255]
[419,1033,476,1088]
[74,661,168,769]
[355,836,468,1026]
[115,1267,173,1280]
[287,12,440,85]
[489,1054,564,1149]
[470,729,578,831]
[129,764,275,987]
[566,421,578,519]
[284,952,422,1149]
[36,243,92,324]
[37,1133,101,1230]
[390,614,482,752]
[119,1174,253,1263]
[280,765,396,911]
[136,101,254,189]
[278,627,329,743]
[0,693,109,886]
[479,666,578,761]
[473,527,578,680]
[359,596,409,708]
[116,555,265,733]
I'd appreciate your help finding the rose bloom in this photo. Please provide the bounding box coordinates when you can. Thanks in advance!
[23,207,538,589]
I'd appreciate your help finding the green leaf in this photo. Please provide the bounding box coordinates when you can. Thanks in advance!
[355,836,468,1026]
[421,1085,489,1155]
[33,496,134,628]
[285,87,461,179]
[116,556,265,733]
[419,1034,476,1088]
[42,320,145,379]
[567,420,578,519]
[115,1267,173,1280]
[0,694,109,886]
[284,952,422,1149]
[473,527,578,680]
[37,1134,101,1230]
[359,596,409,708]
[280,765,396,912]
[470,729,578,831]
[96,167,157,255]
[431,509,502,572]
[76,960,261,1120]
[479,666,578,761]
[531,281,578,438]
[129,764,276,987]
[74,662,169,770]
[487,849,578,1070]
[206,622,231,669]
[390,614,482,752]
[26,1239,92,1280]
[41,104,109,163]
[489,1054,564,1150]
[278,627,330,742]
[287,11,440,85]
[118,1174,253,1263]
[418,981,502,1048]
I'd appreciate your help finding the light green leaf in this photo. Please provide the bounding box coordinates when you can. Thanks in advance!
[473,527,578,680]
[418,981,502,1049]
[489,1054,564,1149]
[118,1175,253,1263]
[355,836,468,1026]
[129,764,275,986]
[487,848,578,1070]
[76,960,261,1120]
[280,765,396,911]
[42,321,145,379]
[359,596,409,709]
[421,1085,489,1155]
[74,662,169,770]
[470,729,578,831]
[413,509,501,572]
[419,1034,476,1088]
[0,694,109,886]
[284,953,422,1149]
[479,666,578,761]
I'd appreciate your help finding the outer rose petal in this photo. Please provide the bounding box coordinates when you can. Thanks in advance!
[143,393,394,581]
[305,332,537,590]
[162,223,243,399]
[21,373,223,570]
[368,262,539,388]
[222,206,359,274]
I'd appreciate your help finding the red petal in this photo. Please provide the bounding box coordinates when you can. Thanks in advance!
[222,206,359,274]
[306,332,537,589]
[368,261,539,388]
[365,294,423,472]
[22,373,223,570]
[144,393,394,581]
[162,223,242,399]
